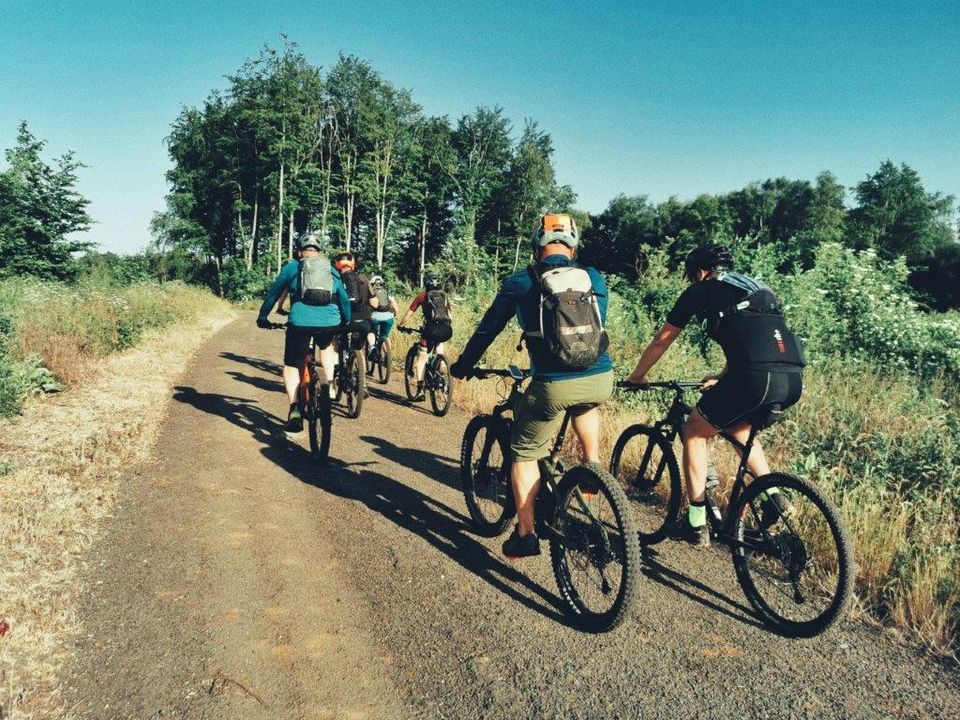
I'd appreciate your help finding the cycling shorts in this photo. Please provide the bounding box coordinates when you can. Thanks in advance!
[697,369,802,431]
[284,326,339,367]
[419,320,452,347]
[371,315,395,338]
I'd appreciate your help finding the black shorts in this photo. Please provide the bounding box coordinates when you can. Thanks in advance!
[344,317,370,350]
[420,321,452,346]
[284,326,339,367]
[697,369,802,431]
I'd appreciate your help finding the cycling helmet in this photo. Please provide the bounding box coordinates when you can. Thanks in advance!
[297,231,323,252]
[425,275,441,290]
[684,243,733,281]
[333,250,355,272]
[370,275,385,287]
[532,213,579,251]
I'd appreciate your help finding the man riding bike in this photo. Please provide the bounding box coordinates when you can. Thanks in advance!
[367,275,398,353]
[624,242,806,546]
[256,232,351,432]
[450,213,614,559]
[397,275,453,402]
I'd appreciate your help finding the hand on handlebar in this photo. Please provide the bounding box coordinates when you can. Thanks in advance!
[700,375,720,390]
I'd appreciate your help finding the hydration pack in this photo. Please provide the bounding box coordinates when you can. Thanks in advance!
[424,290,451,324]
[373,288,391,313]
[525,263,608,371]
[708,272,806,368]
[340,271,368,314]
[297,256,334,306]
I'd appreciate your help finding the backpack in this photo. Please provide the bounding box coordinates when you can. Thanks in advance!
[424,290,451,324]
[340,271,367,314]
[297,256,334,306]
[708,272,807,368]
[373,288,391,313]
[525,263,608,371]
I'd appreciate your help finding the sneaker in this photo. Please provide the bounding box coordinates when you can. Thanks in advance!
[413,382,426,402]
[760,492,796,529]
[286,404,304,433]
[502,526,541,560]
[675,516,710,548]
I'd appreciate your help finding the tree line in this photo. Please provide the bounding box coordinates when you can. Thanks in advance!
[1,40,958,309]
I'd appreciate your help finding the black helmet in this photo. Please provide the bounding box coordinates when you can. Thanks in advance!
[297,231,323,252]
[684,243,733,281]
[425,275,441,290]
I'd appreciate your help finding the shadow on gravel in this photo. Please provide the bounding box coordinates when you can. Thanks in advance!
[313,458,577,629]
[365,384,442,416]
[220,351,282,376]
[225,370,285,393]
[359,435,461,493]
[640,546,764,630]
[172,386,283,446]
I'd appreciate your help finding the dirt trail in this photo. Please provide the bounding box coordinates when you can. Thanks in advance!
[66,314,959,720]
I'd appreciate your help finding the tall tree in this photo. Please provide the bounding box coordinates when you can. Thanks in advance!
[0,122,91,279]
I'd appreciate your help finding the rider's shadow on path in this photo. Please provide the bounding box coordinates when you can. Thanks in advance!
[219,351,282,377]
[366,383,441,416]
[172,385,282,447]
[308,455,577,629]
[359,435,461,493]
[225,370,285,394]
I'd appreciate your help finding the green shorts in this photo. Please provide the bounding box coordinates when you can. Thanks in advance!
[510,371,614,462]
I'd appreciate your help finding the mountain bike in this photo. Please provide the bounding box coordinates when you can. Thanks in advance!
[459,366,640,632]
[611,380,854,637]
[365,328,391,384]
[267,323,331,462]
[398,326,452,416]
[332,329,365,419]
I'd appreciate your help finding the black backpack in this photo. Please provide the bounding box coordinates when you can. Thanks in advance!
[340,271,367,314]
[424,290,451,324]
[525,263,608,371]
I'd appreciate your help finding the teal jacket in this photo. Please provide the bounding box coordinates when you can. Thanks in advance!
[258,260,351,328]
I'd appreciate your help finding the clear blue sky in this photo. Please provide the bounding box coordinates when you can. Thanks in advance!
[2,0,958,253]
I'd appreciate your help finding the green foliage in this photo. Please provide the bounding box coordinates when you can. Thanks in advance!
[0,122,92,280]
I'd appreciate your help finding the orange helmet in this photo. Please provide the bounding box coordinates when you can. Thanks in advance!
[532,213,579,251]
[333,251,355,272]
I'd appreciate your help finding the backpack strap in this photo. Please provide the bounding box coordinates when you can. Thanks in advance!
[523,264,544,339]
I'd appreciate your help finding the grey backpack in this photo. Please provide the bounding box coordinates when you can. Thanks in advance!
[373,287,391,312]
[297,256,334,306]
[525,263,608,371]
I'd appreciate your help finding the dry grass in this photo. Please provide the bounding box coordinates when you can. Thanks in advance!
[0,306,236,719]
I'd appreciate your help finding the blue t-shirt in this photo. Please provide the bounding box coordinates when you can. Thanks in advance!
[457,255,613,381]
[257,260,351,328]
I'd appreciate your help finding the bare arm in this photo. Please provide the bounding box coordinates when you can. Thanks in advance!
[626,323,682,384]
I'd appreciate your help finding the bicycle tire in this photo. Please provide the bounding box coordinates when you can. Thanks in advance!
[378,344,391,384]
[460,415,515,536]
[429,354,452,416]
[609,424,682,545]
[333,350,345,403]
[549,463,641,632]
[307,379,331,462]
[732,472,854,637]
[345,351,364,419]
[404,345,419,400]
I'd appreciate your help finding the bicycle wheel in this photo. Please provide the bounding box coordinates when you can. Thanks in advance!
[404,345,419,400]
[429,354,452,416]
[377,343,391,384]
[345,351,364,419]
[549,463,641,632]
[609,424,682,545]
[731,472,854,637]
[460,415,515,536]
[308,379,332,462]
[366,348,375,376]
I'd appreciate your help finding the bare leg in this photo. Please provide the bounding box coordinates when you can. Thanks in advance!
[571,407,601,463]
[319,346,337,398]
[681,409,719,504]
[283,366,300,403]
[415,346,428,382]
[511,460,541,537]
[724,422,770,477]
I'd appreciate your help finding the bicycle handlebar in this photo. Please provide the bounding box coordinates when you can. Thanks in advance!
[616,379,703,391]
[468,367,532,381]
[397,326,418,335]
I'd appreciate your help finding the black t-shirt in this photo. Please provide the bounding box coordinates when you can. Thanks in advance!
[666,274,805,372]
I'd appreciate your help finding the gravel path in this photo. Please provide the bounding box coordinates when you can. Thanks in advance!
[66,314,959,720]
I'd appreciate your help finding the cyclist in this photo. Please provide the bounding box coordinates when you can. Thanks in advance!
[450,213,614,559]
[624,243,805,546]
[256,232,351,432]
[333,250,374,368]
[397,275,453,401]
[368,275,398,353]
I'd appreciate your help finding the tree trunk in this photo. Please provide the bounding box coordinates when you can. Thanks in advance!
[512,233,523,271]
[288,213,295,261]
[247,193,259,271]
[419,212,427,288]
[276,162,285,274]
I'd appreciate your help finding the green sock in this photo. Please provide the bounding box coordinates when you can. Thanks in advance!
[688,502,707,528]
[759,486,781,501]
